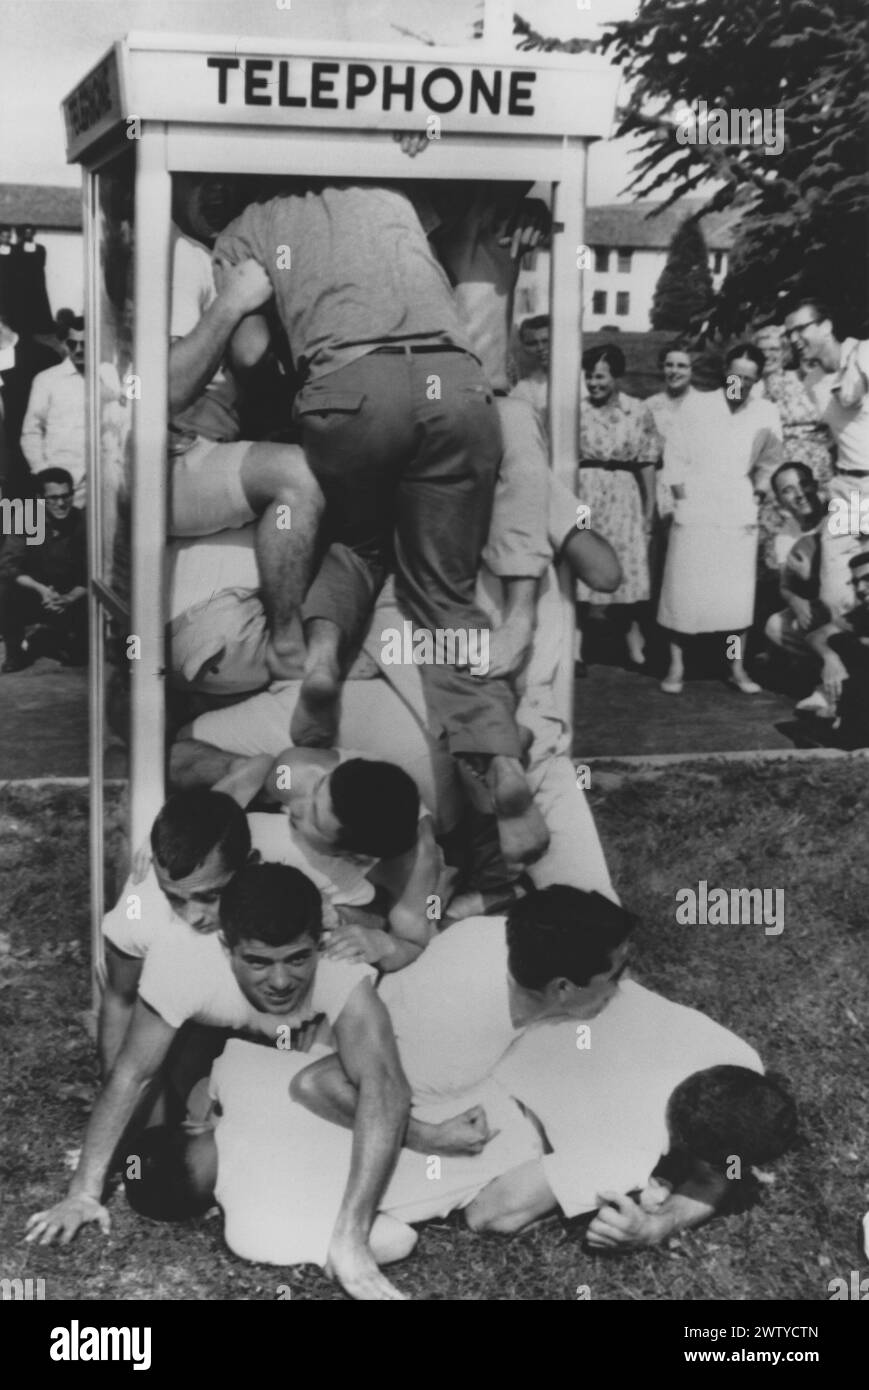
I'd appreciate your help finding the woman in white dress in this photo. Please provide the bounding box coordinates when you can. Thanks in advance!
[657,343,783,694]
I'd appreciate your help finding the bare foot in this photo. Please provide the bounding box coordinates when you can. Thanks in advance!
[326,1236,410,1301]
[290,662,342,748]
[487,755,549,867]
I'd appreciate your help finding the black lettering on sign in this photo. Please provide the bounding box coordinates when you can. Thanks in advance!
[67,55,115,136]
[346,63,377,108]
[311,61,340,109]
[245,58,273,106]
[278,60,307,108]
[469,68,502,114]
[508,71,537,116]
[382,64,415,111]
[208,56,240,105]
[421,67,463,114]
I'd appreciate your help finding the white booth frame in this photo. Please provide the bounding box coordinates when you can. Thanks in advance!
[66,33,619,1004]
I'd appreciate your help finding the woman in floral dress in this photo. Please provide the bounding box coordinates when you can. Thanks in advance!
[577,345,658,668]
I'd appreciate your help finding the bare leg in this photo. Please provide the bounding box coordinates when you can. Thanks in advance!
[170,736,243,789]
[728,630,761,693]
[625,611,646,666]
[661,636,685,693]
[240,443,325,679]
[456,754,549,870]
[290,617,344,747]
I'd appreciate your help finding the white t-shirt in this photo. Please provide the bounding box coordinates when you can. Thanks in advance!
[804,338,869,473]
[102,808,377,963]
[379,915,519,1115]
[494,981,763,1218]
[138,918,373,1036]
[209,1038,541,1268]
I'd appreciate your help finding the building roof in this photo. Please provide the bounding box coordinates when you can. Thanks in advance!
[586,200,740,252]
[0,184,82,231]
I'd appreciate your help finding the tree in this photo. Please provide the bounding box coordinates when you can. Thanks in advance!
[515,3,869,333]
[598,0,869,334]
[650,218,714,330]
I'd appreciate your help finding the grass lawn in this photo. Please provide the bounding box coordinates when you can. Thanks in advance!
[1,763,867,1302]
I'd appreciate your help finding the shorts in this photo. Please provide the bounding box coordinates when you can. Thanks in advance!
[170,436,256,537]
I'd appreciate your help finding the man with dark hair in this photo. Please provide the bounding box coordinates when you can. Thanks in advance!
[0,466,87,672]
[762,463,831,710]
[20,315,87,507]
[465,987,797,1244]
[291,886,633,1160]
[28,862,411,1302]
[207,744,442,972]
[0,309,61,501]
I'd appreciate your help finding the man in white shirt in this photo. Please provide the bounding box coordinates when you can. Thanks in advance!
[20,317,87,507]
[27,861,411,1303]
[464,985,797,1247]
[784,298,869,616]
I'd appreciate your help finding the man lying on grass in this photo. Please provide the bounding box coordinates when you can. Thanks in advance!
[27,863,411,1303]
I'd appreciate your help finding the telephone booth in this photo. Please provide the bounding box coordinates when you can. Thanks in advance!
[62,30,619,1002]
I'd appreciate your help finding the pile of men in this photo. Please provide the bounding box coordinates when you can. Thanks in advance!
[26,173,798,1299]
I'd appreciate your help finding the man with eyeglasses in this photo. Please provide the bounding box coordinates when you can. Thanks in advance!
[20,315,87,508]
[0,466,86,671]
[783,300,869,617]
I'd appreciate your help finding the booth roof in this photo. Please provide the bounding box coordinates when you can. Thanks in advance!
[0,184,81,231]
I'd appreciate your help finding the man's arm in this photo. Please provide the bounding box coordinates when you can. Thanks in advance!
[360,817,441,972]
[290,1053,499,1157]
[325,981,411,1299]
[25,1001,176,1245]
[97,942,143,1080]
[168,259,272,415]
[19,376,48,469]
[805,618,851,704]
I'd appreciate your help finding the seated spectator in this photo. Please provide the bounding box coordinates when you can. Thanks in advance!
[802,550,869,748]
[762,463,832,713]
[0,311,61,501]
[0,468,86,672]
[20,316,87,508]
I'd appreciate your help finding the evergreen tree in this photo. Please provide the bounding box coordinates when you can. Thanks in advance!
[650,218,714,330]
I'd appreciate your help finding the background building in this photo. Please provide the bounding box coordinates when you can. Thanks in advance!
[515,198,741,332]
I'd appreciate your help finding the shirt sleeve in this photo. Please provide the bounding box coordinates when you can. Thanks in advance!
[312,957,377,1026]
[542,1131,664,1219]
[634,402,661,466]
[170,236,216,340]
[213,204,264,271]
[138,933,197,1029]
[0,531,29,582]
[18,373,49,469]
[102,870,169,959]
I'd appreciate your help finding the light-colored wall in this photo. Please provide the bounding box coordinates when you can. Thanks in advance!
[515,246,729,333]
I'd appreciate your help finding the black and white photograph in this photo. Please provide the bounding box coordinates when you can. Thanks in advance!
[0,0,867,1331]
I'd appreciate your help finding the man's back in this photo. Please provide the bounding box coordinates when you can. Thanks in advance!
[215,184,470,381]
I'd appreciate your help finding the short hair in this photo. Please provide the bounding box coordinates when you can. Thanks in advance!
[848,550,869,572]
[123,1126,212,1222]
[519,314,550,339]
[36,468,75,493]
[785,296,835,331]
[658,337,694,368]
[725,342,765,375]
[505,886,634,991]
[753,323,784,344]
[61,315,85,335]
[219,862,323,950]
[667,1066,798,1170]
[328,759,420,859]
[770,461,816,494]
[582,344,626,379]
[150,790,251,881]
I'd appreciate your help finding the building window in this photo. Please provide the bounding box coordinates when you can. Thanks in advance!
[616,247,633,273]
[592,290,607,315]
[712,250,724,274]
[616,291,630,317]
[594,246,610,273]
